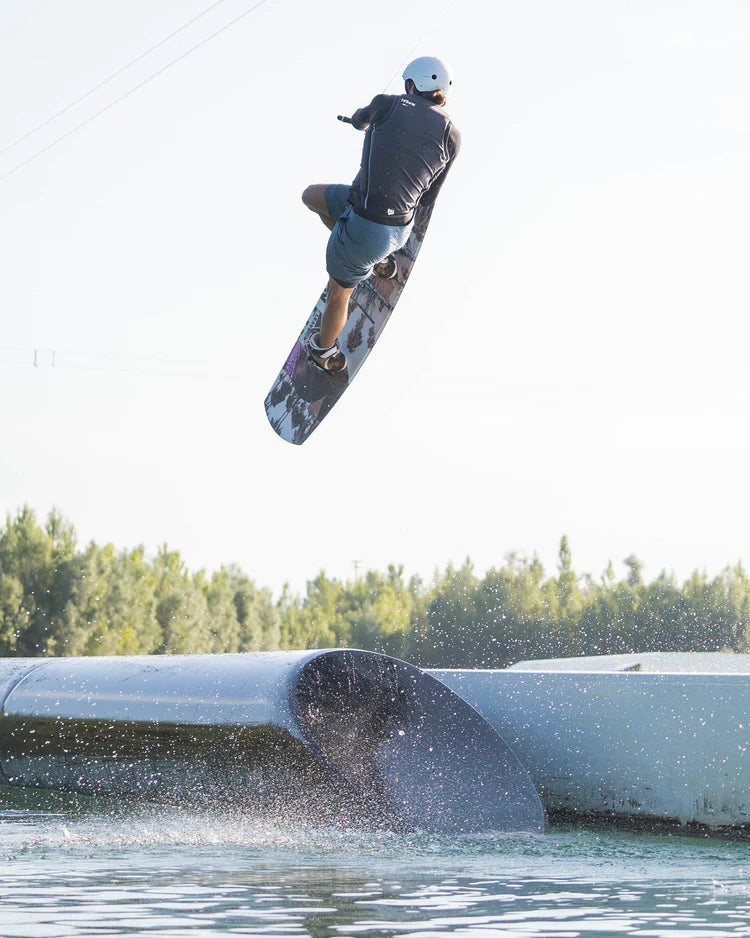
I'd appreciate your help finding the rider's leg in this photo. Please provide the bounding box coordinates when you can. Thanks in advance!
[302,184,337,232]
[318,277,355,348]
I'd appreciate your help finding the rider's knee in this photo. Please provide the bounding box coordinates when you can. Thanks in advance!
[301,185,317,210]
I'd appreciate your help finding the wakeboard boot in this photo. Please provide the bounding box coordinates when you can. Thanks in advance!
[308,333,347,374]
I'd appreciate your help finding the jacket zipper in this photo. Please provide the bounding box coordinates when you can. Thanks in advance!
[364,128,376,211]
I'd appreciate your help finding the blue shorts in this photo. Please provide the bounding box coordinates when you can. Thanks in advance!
[324,184,412,288]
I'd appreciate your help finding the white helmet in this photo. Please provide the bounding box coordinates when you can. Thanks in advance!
[402,56,453,94]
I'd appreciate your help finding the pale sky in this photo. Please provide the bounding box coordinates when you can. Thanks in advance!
[1,0,749,596]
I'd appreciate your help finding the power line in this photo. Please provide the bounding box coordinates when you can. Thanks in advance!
[381,0,455,93]
[0,0,272,185]
[0,0,232,160]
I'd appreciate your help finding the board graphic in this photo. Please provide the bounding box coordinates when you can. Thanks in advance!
[264,201,434,445]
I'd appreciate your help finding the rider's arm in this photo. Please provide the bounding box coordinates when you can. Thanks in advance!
[421,125,462,207]
[351,94,393,131]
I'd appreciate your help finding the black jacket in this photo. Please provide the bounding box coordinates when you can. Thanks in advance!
[348,92,461,226]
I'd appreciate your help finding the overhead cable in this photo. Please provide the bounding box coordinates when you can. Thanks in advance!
[381,0,455,93]
[0,0,272,185]
[0,0,232,160]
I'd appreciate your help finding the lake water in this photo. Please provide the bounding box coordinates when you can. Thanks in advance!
[1,789,749,937]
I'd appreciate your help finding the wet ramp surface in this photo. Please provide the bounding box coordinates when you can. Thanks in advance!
[0,650,544,834]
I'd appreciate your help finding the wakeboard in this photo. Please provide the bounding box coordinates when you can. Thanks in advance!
[264,201,434,445]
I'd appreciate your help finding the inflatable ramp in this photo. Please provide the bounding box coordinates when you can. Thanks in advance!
[0,650,545,834]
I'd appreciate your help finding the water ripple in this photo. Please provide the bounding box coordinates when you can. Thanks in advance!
[1,796,750,937]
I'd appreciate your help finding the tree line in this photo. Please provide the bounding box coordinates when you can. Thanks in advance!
[1,507,748,666]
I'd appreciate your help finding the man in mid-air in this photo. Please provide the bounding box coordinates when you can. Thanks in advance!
[302,56,461,373]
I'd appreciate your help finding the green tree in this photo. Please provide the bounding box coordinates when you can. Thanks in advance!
[203,567,242,653]
[638,571,693,651]
[152,546,213,654]
[3,505,750,664]
[0,506,76,656]
[624,554,645,587]
[343,565,416,658]
[223,565,281,651]
[410,559,480,667]
[679,565,750,652]
[721,563,750,652]
[577,577,640,656]
[0,572,26,656]
[474,552,553,667]
[280,571,346,650]
[61,543,161,656]
[554,535,584,655]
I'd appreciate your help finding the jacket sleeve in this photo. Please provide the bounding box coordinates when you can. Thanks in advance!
[421,125,461,207]
[351,94,393,131]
